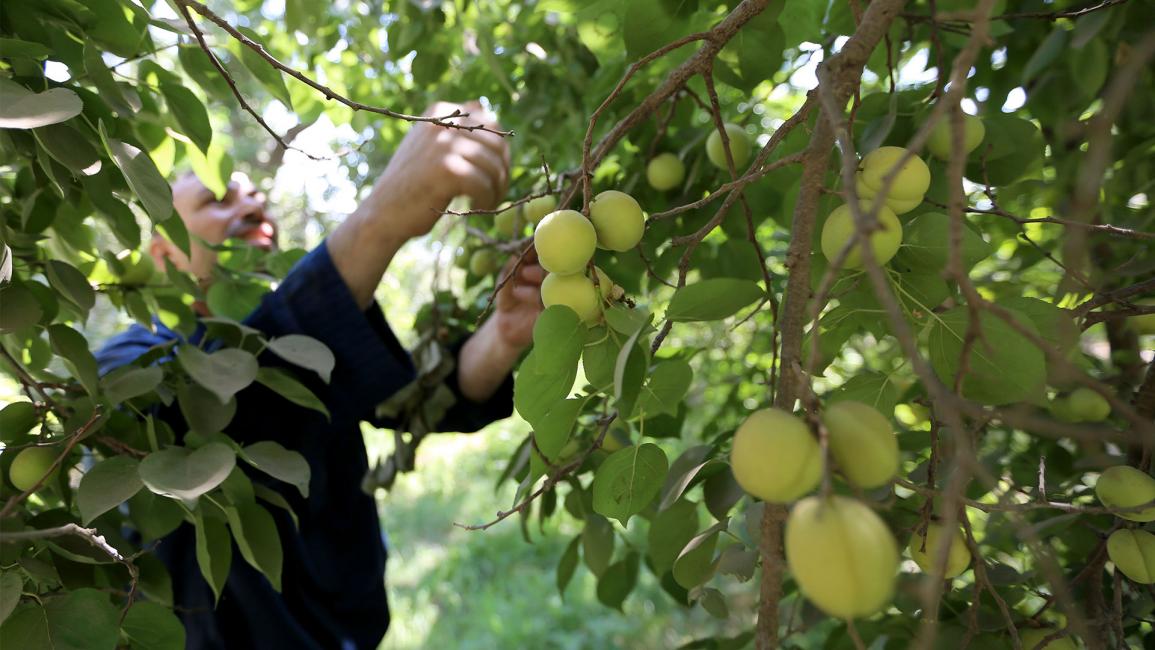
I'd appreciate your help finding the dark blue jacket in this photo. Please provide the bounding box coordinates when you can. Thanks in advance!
[96,243,513,649]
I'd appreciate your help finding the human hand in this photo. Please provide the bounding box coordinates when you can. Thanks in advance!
[360,101,510,241]
[492,249,545,352]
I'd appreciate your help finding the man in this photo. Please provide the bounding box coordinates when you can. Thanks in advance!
[96,102,544,649]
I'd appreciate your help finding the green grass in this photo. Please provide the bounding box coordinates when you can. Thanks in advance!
[370,422,751,650]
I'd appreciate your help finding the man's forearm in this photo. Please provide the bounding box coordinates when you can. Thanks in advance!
[457,317,524,403]
[325,198,409,310]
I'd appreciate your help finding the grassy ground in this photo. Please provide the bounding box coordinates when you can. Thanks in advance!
[370,421,751,650]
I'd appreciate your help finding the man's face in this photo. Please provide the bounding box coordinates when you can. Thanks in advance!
[153,172,278,283]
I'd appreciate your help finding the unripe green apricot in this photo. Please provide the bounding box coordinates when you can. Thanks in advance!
[785,495,899,619]
[646,153,685,191]
[854,176,923,215]
[1065,387,1111,422]
[1106,529,1155,584]
[541,272,601,325]
[706,123,751,170]
[1019,628,1079,650]
[927,114,986,160]
[453,247,471,270]
[858,146,931,200]
[116,250,156,286]
[820,202,903,269]
[8,446,59,492]
[589,190,645,252]
[730,409,821,503]
[469,248,500,276]
[1128,297,1155,335]
[534,210,597,275]
[1095,466,1155,522]
[822,401,899,489]
[909,522,971,579]
[494,204,524,238]
[524,195,558,225]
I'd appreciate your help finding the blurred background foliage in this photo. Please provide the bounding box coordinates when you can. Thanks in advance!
[3,0,1155,648]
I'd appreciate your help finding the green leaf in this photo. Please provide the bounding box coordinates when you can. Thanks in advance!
[673,523,722,589]
[0,604,49,649]
[648,499,700,574]
[205,277,267,321]
[514,348,576,427]
[84,42,134,115]
[121,601,185,650]
[45,260,95,315]
[0,401,39,443]
[998,297,1078,354]
[532,306,585,377]
[613,326,648,420]
[699,587,728,618]
[223,500,283,591]
[78,456,143,524]
[161,83,212,154]
[129,489,185,542]
[185,140,235,201]
[100,365,163,405]
[1023,28,1068,85]
[0,571,23,626]
[623,0,682,61]
[235,28,294,108]
[603,304,651,334]
[591,443,669,526]
[255,367,330,420]
[33,124,100,174]
[582,514,615,577]
[894,212,992,273]
[0,81,83,129]
[928,306,1046,405]
[177,346,259,404]
[43,588,120,650]
[596,552,640,611]
[828,372,900,419]
[556,535,581,598]
[48,324,99,397]
[98,123,174,223]
[965,116,1045,186]
[139,443,237,504]
[193,510,232,604]
[0,38,51,59]
[0,282,43,332]
[532,398,584,465]
[265,335,335,383]
[582,327,620,389]
[666,279,764,322]
[240,440,311,498]
[177,382,238,435]
[638,358,692,417]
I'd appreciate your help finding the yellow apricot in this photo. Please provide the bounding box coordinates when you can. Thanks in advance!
[729,409,821,503]
[1095,466,1155,522]
[540,273,601,325]
[534,209,597,275]
[822,400,899,489]
[909,522,971,579]
[785,495,899,619]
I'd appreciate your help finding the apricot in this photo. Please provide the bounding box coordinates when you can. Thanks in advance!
[785,495,899,619]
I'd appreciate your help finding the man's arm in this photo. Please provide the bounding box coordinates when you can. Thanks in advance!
[324,101,542,406]
[325,101,510,310]
[456,254,545,401]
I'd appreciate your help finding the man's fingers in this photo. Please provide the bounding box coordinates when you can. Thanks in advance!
[519,263,545,285]
[452,138,508,201]
[511,284,542,304]
[447,156,499,209]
